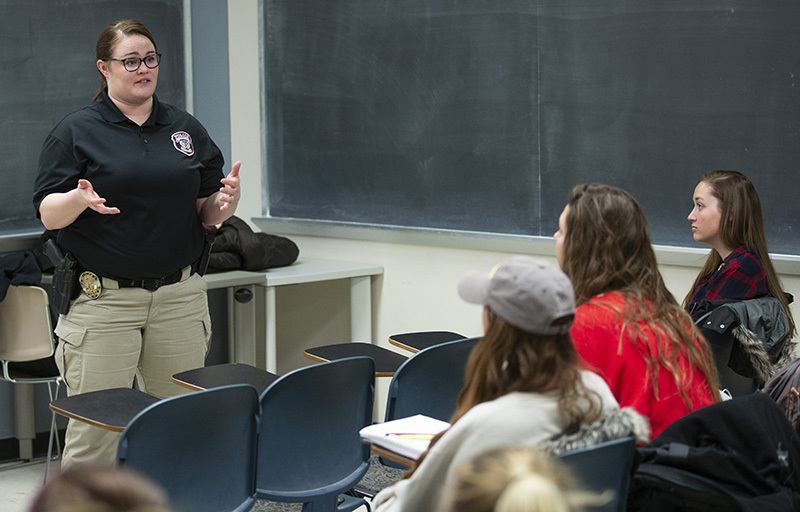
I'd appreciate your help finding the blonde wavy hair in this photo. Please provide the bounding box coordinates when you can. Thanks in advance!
[449,447,610,512]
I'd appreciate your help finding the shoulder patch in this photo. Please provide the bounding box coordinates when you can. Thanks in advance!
[171,131,194,156]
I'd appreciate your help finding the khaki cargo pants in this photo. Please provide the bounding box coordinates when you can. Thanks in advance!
[54,272,212,467]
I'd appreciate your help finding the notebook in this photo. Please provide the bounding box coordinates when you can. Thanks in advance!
[359,414,451,460]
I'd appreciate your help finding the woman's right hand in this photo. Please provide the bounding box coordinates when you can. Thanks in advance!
[38,179,120,230]
[76,179,120,215]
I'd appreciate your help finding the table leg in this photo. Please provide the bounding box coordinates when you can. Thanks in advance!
[226,287,235,363]
[350,276,372,342]
[232,285,257,365]
[265,286,277,373]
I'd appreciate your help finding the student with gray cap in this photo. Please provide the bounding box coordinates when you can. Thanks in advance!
[372,256,621,512]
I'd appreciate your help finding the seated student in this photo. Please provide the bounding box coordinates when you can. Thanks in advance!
[684,170,796,387]
[28,462,173,512]
[448,447,609,512]
[372,256,622,512]
[684,170,795,330]
[554,184,720,438]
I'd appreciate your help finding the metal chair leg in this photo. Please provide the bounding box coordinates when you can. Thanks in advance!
[44,379,63,485]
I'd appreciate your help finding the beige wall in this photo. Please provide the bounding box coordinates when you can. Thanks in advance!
[227,0,800,388]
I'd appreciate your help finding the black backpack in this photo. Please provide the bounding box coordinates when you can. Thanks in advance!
[763,358,800,433]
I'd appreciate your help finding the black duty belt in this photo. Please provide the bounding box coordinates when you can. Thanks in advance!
[78,266,190,296]
[114,268,185,291]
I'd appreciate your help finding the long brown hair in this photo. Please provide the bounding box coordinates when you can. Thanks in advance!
[93,20,157,102]
[682,170,795,336]
[561,183,721,406]
[405,308,603,477]
[454,309,599,428]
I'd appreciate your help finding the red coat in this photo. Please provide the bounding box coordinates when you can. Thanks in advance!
[570,291,717,438]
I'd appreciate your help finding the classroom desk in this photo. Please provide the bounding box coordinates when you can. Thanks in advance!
[387,331,467,353]
[49,388,158,432]
[303,342,408,377]
[172,363,279,396]
[370,444,416,467]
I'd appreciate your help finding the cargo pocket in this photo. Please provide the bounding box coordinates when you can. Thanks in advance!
[54,317,88,390]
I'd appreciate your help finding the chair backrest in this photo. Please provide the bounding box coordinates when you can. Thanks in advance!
[0,285,54,362]
[385,336,480,422]
[117,384,259,512]
[255,356,375,510]
[558,436,636,512]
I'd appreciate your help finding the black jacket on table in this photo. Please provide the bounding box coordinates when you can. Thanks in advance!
[206,216,299,272]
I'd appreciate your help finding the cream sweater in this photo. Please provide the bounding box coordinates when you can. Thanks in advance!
[372,370,619,512]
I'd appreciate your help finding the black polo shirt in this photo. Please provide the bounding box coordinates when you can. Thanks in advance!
[33,89,225,281]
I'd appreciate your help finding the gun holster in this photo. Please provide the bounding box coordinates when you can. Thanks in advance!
[45,239,79,315]
[197,231,215,277]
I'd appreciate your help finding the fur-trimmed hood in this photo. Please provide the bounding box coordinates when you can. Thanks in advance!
[539,407,652,455]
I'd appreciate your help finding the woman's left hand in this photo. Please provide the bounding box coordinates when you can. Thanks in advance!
[196,161,242,225]
[218,161,241,211]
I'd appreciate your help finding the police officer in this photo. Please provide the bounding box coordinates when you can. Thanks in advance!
[32,19,241,466]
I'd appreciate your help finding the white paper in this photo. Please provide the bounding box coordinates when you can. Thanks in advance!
[359,414,451,460]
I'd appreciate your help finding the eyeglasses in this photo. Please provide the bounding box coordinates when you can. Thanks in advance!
[103,53,161,72]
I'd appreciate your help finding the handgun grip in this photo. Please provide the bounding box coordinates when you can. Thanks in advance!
[43,238,65,267]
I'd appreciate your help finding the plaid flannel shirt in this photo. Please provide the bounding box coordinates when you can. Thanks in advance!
[689,246,768,305]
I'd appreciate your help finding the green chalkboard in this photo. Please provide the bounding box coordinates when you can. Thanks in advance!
[263,1,800,254]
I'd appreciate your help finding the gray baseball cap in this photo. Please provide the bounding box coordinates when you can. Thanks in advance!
[458,256,575,335]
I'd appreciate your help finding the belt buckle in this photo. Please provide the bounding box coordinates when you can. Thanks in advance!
[79,271,102,299]
[143,278,163,292]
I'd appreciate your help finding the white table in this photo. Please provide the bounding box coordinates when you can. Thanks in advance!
[249,259,383,373]
[201,259,383,372]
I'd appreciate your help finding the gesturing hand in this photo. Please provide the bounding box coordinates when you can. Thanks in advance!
[218,161,241,211]
[77,179,120,215]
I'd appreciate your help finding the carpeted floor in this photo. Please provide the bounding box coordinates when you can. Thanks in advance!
[354,453,407,495]
[250,454,406,511]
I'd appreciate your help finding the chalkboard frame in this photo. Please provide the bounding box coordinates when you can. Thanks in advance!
[257,0,800,268]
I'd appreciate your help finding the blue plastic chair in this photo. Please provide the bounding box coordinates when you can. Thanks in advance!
[355,336,480,498]
[117,384,260,512]
[378,336,480,470]
[558,436,636,512]
[384,336,480,423]
[255,356,375,512]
